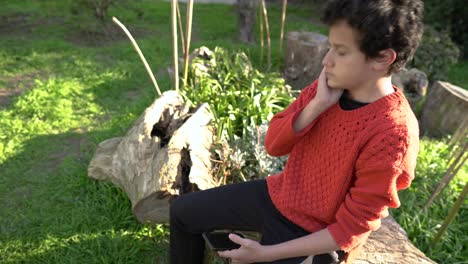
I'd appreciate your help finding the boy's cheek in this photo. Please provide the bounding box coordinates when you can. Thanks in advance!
[326,78,340,89]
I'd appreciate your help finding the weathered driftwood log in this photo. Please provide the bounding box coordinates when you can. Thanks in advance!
[392,68,428,111]
[299,216,435,264]
[88,90,217,223]
[237,0,258,43]
[284,31,328,90]
[420,81,468,137]
[353,216,436,264]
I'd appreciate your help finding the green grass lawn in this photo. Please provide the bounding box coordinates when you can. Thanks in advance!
[0,1,174,262]
[448,60,468,90]
[0,0,466,263]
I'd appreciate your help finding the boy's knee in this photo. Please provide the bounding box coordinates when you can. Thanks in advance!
[170,194,193,223]
[169,195,183,219]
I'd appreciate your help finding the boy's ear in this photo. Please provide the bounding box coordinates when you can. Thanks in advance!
[372,49,397,71]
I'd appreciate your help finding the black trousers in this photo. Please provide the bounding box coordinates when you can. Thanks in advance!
[169,179,346,264]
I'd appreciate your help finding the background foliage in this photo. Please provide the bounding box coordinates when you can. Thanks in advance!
[408,26,460,81]
[181,47,292,182]
[423,0,468,59]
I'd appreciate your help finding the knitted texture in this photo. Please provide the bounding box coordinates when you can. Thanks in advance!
[265,80,419,252]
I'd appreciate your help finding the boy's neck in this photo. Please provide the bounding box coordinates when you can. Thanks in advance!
[346,76,394,103]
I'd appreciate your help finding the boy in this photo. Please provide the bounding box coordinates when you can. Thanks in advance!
[169,0,424,263]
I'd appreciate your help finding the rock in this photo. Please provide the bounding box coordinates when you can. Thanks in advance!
[392,68,429,112]
[420,81,468,137]
[284,31,328,90]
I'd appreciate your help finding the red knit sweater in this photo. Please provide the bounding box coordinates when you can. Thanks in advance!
[265,80,419,254]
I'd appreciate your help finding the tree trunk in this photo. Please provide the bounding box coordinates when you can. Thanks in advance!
[237,0,258,43]
[88,90,217,223]
[420,81,468,137]
[284,31,328,90]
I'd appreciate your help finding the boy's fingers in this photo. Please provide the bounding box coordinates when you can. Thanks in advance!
[218,249,237,258]
[318,67,328,90]
[217,250,229,258]
[320,67,326,77]
[228,233,248,246]
[318,68,325,81]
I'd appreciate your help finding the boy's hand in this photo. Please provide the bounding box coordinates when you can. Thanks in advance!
[217,233,272,264]
[293,67,344,132]
[314,68,344,111]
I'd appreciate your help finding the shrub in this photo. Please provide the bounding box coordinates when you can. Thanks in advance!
[450,0,468,58]
[181,47,294,182]
[71,0,115,22]
[423,0,454,31]
[423,0,467,58]
[182,47,295,141]
[408,26,460,81]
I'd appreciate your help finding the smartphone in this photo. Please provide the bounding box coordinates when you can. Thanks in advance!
[202,231,245,251]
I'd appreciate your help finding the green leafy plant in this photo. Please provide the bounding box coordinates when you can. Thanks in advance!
[181,47,295,142]
[180,47,294,182]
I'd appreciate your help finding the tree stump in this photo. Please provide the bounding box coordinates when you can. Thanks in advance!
[88,90,217,223]
[420,81,468,137]
[391,68,428,112]
[284,31,328,90]
[237,0,258,43]
[300,216,435,264]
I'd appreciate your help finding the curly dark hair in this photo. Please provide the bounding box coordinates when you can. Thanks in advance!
[322,0,424,73]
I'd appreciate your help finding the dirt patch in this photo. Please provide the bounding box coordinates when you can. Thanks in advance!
[66,24,154,47]
[126,90,142,100]
[45,135,89,172]
[0,12,153,47]
[0,72,46,108]
[0,88,23,108]
[0,13,32,35]
[0,13,64,36]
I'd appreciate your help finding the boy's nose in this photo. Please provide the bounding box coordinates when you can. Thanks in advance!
[322,50,333,68]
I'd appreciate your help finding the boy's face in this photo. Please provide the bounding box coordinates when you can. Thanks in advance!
[322,20,376,92]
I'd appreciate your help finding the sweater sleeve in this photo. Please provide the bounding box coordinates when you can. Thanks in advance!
[327,127,419,251]
[264,80,319,156]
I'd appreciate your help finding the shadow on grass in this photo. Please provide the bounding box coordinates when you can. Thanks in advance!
[0,128,169,263]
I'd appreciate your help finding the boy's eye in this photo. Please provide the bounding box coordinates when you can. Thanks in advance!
[326,47,346,56]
